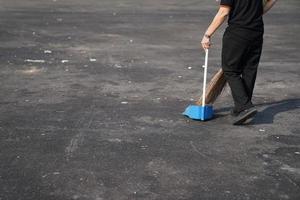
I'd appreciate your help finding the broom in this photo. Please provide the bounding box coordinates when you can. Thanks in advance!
[196,68,226,105]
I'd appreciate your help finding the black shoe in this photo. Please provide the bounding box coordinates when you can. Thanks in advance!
[232,107,257,125]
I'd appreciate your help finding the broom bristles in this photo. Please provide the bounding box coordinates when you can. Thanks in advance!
[196,68,227,105]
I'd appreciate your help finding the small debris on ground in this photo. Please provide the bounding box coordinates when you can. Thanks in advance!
[114,64,122,68]
[44,50,52,54]
[25,59,45,63]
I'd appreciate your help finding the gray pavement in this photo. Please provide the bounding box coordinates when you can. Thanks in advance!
[0,0,299,199]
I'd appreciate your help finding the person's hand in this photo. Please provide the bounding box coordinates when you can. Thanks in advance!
[201,34,211,50]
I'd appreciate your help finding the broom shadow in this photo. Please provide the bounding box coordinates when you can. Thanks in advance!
[214,98,300,125]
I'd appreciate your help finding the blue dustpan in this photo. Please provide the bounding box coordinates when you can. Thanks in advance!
[183,105,213,120]
[183,49,214,121]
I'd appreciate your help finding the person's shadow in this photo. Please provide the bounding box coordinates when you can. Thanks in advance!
[214,98,300,125]
[252,98,300,125]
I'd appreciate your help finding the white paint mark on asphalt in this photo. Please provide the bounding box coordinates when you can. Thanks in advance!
[114,64,122,68]
[44,50,52,54]
[61,60,69,63]
[25,59,45,63]
[259,129,265,132]
[121,101,128,104]
[18,66,43,75]
[281,164,300,175]
[89,58,97,62]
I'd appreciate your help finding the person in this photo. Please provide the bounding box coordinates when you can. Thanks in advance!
[201,0,277,125]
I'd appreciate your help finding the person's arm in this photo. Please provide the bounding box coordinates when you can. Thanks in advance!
[201,6,231,49]
[263,0,277,14]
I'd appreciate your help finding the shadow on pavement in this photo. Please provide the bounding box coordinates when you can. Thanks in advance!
[214,98,300,125]
[252,98,300,125]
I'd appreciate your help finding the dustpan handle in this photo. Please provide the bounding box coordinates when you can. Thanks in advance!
[202,49,208,107]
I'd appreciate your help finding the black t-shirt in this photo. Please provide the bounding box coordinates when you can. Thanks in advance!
[220,0,264,32]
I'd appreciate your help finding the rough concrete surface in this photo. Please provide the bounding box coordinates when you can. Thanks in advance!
[0,0,299,199]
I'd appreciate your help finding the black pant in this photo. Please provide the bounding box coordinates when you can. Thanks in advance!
[222,28,263,112]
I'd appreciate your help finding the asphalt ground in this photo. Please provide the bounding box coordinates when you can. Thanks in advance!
[0,0,299,199]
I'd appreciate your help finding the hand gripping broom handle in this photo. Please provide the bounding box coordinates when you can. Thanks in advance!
[202,49,209,107]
